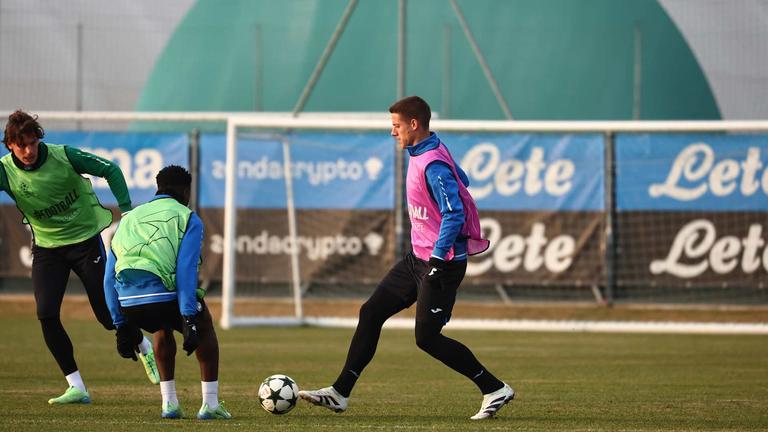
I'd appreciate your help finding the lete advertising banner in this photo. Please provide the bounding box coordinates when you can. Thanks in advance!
[615,133,768,287]
[424,133,605,285]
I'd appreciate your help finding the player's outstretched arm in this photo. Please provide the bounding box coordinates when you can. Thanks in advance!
[65,146,132,212]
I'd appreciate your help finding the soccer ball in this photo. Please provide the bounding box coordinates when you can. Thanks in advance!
[258,374,299,415]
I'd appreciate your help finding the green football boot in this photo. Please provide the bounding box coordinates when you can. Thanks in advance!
[139,349,160,385]
[161,401,183,419]
[197,402,232,420]
[48,386,91,405]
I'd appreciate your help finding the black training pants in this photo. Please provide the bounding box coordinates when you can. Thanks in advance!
[332,251,502,396]
[32,234,113,375]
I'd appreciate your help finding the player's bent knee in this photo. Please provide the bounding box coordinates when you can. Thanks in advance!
[414,320,442,352]
[415,333,437,352]
[196,316,218,342]
[37,314,61,323]
[155,329,176,350]
[36,302,62,320]
[358,298,396,325]
[94,307,116,330]
[99,318,116,331]
[357,299,380,323]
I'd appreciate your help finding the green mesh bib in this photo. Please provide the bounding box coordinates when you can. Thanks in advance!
[0,144,112,247]
[111,197,192,291]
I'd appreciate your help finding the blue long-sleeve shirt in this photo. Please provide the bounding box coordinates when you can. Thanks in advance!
[407,132,469,261]
[104,194,204,327]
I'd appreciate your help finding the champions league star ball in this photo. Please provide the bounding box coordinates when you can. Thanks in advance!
[258,374,299,414]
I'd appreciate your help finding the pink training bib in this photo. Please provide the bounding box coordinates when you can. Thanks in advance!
[406,140,490,261]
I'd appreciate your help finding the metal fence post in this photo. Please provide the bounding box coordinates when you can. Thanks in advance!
[604,131,616,305]
[394,142,405,260]
[188,128,201,212]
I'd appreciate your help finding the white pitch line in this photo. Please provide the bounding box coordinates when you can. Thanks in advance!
[304,317,768,335]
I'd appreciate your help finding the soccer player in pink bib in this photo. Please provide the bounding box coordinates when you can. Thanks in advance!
[300,96,514,420]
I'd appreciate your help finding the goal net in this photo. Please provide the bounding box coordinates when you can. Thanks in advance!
[219,116,396,328]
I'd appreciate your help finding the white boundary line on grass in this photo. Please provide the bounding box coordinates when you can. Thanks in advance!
[226,315,768,334]
[305,317,768,335]
[3,294,764,334]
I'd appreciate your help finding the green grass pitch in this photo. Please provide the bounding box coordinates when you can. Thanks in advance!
[0,314,766,431]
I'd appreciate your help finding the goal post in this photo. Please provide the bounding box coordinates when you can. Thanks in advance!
[220,122,305,328]
[220,116,392,329]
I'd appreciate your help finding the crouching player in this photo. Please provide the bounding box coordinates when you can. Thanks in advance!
[103,165,231,420]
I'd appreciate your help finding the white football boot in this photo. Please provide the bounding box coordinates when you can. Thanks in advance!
[298,386,348,413]
[470,383,515,420]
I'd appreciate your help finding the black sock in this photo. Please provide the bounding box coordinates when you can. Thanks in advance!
[471,368,505,394]
[332,370,360,398]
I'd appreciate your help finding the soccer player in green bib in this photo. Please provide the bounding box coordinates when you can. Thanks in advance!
[104,165,230,420]
[0,110,159,404]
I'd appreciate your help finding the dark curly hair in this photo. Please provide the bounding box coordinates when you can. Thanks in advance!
[3,110,44,150]
[156,165,192,205]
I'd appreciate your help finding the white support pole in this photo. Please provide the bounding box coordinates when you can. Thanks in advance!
[282,137,304,321]
[21,112,768,134]
[633,23,643,120]
[220,118,238,329]
[221,116,768,133]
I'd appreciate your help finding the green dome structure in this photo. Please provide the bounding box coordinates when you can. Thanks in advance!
[137,0,720,120]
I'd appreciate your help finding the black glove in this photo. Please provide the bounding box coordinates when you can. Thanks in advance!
[426,257,447,284]
[182,314,200,356]
[115,323,142,361]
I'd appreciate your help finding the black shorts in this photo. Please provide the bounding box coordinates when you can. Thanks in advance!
[379,252,467,325]
[121,298,212,334]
